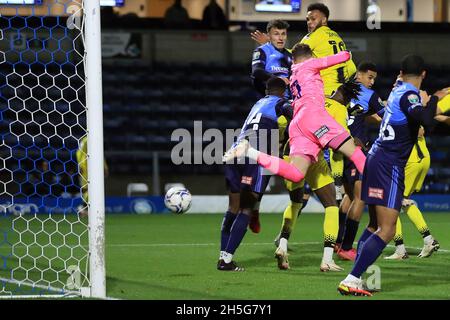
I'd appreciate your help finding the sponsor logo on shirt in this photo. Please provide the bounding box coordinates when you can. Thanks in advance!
[241,176,253,185]
[270,66,288,73]
[368,187,384,199]
[314,125,330,139]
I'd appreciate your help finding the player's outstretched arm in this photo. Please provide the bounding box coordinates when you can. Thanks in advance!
[402,89,447,127]
[437,88,450,114]
[365,113,382,125]
[313,51,351,71]
[434,115,450,126]
[250,30,269,45]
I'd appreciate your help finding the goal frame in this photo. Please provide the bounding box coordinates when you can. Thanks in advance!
[0,0,106,299]
[84,0,106,299]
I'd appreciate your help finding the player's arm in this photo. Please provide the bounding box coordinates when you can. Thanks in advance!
[365,113,382,125]
[251,30,269,45]
[275,100,293,121]
[344,58,357,80]
[251,48,271,84]
[400,90,443,127]
[366,92,385,124]
[310,51,351,71]
[434,114,450,125]
[437,89,450,113]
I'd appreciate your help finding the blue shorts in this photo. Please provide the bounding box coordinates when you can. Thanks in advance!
[225,163,271,195]
[361,153,405,211]
[343,158,362,185]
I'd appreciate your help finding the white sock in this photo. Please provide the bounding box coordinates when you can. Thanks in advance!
[343,274,360,284]
[220,251,225,260]
[323,247,334,263]
[423,235,433,245]
[279,238,288,252]
[223,252,233,264]
[247,148,260,161]
[396,244,406,254]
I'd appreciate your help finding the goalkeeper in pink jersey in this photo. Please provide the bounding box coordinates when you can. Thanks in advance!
[223,43,366,188]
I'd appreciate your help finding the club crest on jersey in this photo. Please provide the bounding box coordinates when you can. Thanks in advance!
[241,176,253,185]
[408,94,420,105]
[314,125,329,139]
[368,187,384,199]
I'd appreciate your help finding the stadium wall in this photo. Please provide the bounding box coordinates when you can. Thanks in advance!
[2,194,447,215]
[99,29,450,67]
[2,22,449,67]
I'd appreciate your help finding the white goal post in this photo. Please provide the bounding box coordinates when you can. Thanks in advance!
[85,0,106,300]
[0,0,105,299]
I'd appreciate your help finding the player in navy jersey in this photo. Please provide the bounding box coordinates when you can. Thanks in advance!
[218,77,293,271]
[335,62,385,261]
[251,19,292,97]
[249,19,298,234]
[338,54,449,296]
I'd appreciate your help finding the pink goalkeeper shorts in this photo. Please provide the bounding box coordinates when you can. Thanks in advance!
[289,107,350,162]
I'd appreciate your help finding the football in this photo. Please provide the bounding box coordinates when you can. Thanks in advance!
[164,187,192,214]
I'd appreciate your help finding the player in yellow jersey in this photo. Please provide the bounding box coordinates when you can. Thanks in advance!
[437,91,450,114]
[273,80,361,272]
[324,95,350,201]
[76,136,109,217]
[300,3,357,97]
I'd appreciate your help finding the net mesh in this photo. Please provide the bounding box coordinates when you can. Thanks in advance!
[0,0,89,297]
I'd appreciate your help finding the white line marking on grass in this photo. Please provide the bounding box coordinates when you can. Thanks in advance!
[105,242,450,253]
[3,242,448,253]
[106,241,321,247]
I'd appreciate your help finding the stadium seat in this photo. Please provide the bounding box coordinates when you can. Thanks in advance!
[126,183,149,197]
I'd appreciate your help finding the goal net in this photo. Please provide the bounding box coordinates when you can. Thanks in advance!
[0,0,105,298]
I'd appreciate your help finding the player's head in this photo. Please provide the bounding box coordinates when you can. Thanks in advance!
[291,43,313,63]
[266,77,287,97]
[333,78,362,106]
[306,3,329,33]
[400,54,426,79]
[266,19,289,50]
[357,61,378,89]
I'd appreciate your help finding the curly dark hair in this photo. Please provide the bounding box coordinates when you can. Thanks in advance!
[307,3,330,19]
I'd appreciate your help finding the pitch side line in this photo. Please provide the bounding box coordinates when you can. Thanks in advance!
[2,242,448,253]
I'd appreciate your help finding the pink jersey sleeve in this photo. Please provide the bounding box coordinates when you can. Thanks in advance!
[307,51,351,71]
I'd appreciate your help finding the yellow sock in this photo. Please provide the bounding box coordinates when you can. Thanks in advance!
[323,206,339,246]
[394,217,404,244]
[280,202,302,236]
[438,94,450,113]
[330,150,344,183]
[405,205,430,236]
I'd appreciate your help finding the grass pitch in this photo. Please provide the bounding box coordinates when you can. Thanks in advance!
[105,212,450,300]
